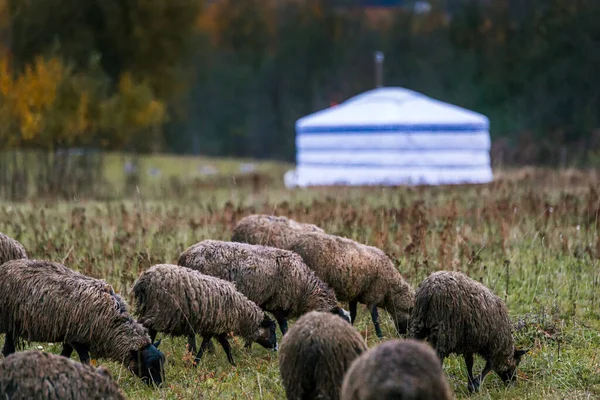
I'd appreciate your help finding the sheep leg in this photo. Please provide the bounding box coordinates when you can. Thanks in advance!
[1,332,16,356]
[434,345,446,367]
[216,333,236,367]
[148,329,158,343]
[471,359,493,392]
[272,310,288,335]
[369,306,383,339]
[465,353,478,392]
[207,339,216,353]
[193,336,213,366]
[61,343,74,358]
[349,301,358,324]
[72,343,90,364]
[187,335,197,354]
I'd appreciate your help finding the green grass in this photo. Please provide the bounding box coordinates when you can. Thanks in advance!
[0,162,600,399]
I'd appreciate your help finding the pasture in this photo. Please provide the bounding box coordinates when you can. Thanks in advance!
[0,161,599,399]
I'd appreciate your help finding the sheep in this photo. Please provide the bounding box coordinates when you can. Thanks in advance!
[0,232,27,263]
[278,311,367,400]
[340,339,453,400]
[231,214,325,250]
[177,239,350,336]
[132,263,278,366]
[0,259,165,386]
[289,232,414,338]
[0,350,125,400]
[408,270,528,392]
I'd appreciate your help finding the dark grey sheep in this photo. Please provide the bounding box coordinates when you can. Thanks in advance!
[0,232,27,264]
[408,270,528,392]
[278,311,367,400]
[340,339,453,400]
[132,263,277,366]
[0,350,125,400]
[0,259,165,386]
[231,214,325,250]
[289,232,414,338]
[177,239,350,336]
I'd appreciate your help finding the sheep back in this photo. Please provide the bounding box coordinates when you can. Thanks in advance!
[0,232,27,264]
[0,350,125,400]
[231,214,324,249]
[408,270,515,371]
[290,232,414,311]
[133,264,265,341]
[0,259,151,363]
[340,339,453,400]
[177,240,339,317]
[278,311,367,400]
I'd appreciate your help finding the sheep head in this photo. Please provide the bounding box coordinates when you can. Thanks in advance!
[129,340,165,387]
[330,306,351,323]
[495,348,529,385]
[252,315,278,351]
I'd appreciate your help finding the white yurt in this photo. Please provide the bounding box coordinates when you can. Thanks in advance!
[283,87,493,188]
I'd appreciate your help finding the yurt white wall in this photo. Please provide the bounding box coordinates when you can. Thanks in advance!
[284,87,493,187]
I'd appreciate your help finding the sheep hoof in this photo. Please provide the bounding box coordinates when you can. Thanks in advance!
[467,380,480,393]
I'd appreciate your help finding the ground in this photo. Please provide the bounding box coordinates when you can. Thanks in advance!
[0,155,599,399]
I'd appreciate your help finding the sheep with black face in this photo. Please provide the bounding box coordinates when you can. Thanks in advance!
[133,263,277,366]
[408,270,528,392]
[0,259,165,386]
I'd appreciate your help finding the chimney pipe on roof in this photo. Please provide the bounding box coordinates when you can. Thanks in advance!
[374,51,384,88]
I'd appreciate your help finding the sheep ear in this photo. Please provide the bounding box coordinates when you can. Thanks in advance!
[153,339,162,349]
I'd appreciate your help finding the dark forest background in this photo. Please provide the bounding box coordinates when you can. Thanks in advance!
[1,0,599,168]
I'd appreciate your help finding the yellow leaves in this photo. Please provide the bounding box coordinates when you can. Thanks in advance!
[134,99,165,128]
[98,72,166,149]
[0,55,65,144]
[0,56,165,150]
[0,58,11,96]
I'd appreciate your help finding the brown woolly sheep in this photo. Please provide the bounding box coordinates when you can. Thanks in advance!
[231,214,325,250]
[0,350,125,400]
[408,271,528,392]
[340,339,453,400]
[177,239,350,336]
[0,259,165,387]
[0,232,27,264]
[289,232,414,338]
[278,311,367,400]
[132,264,277,366]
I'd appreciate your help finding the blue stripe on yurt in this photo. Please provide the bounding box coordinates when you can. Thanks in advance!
[297,124,487,134]
[298,162,490,169]
[296,147,490,152]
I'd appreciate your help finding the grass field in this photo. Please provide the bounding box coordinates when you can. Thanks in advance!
[1,160,600,399]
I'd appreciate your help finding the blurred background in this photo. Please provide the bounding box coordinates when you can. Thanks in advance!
[0,0,598,200]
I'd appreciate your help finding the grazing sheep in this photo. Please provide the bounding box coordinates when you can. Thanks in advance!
[408,270,528,392]
[231,214,325,250]
[0,232,27,263]
[340,339,453,400]
[0,350,125,400]
[132,263,277,366]
[0,259,165,386]
[278,311,367,400]
[289,232,414,338]
[177,239,350,336]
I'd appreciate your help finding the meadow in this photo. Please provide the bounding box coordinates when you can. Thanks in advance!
[0,159,599,399]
